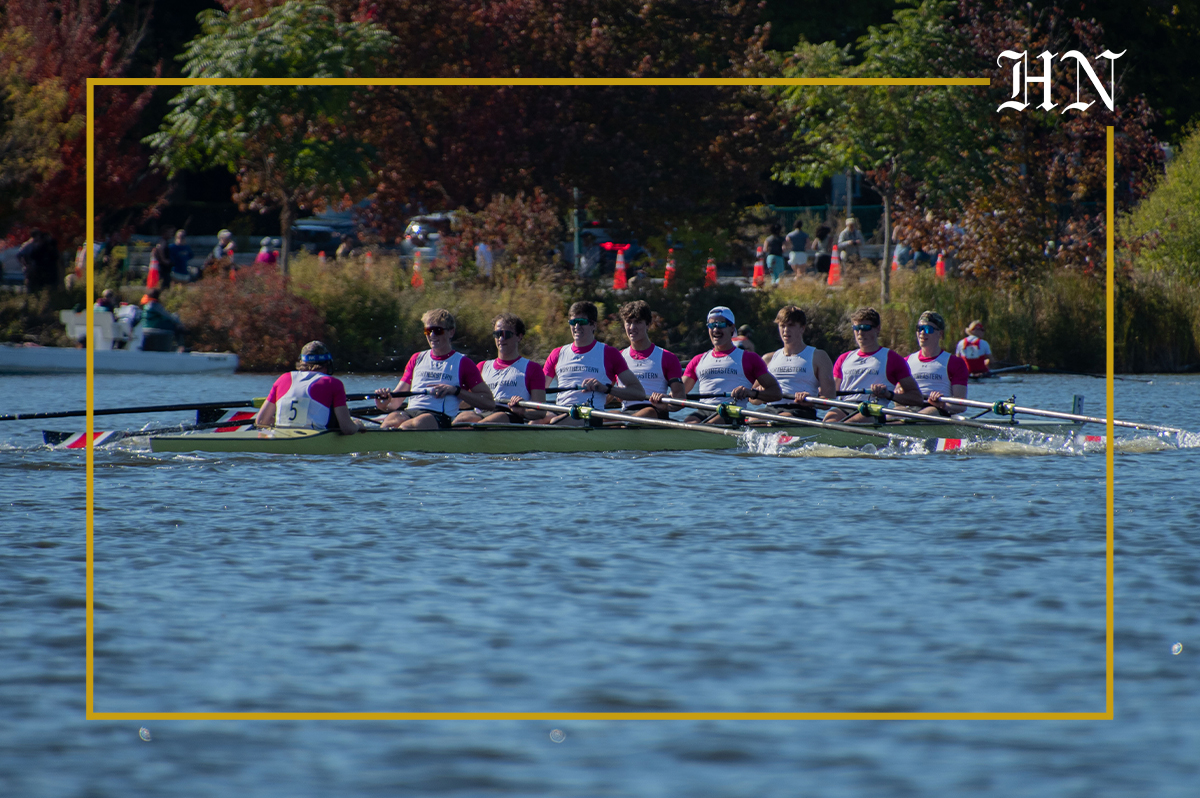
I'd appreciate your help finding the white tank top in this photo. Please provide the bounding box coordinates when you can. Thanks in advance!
[838,347,894,405]
[694,348,753,407]
[767,346,819,404]
[481,358,532,402]
[554,343,610,408]
[620,345,668,409]
[407,350,465,416]
[277,371,331,430]
[906,350,953,397]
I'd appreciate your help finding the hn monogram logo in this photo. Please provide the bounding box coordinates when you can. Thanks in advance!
[996,49,1126,113]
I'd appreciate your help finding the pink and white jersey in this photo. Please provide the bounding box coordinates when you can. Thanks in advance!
[684,347,771,407]
[619,345,682,409]
[266,371,347,429]
[955,335,992,374]
[833,347,912,405]
[402,350,483,416]
[544,341,627,408]
[767,346,820,404]
[906,350,969,397]
[481,357,544,402]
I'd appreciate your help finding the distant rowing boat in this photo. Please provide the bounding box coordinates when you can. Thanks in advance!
[0,343,239,374]
[148,417,1081,455]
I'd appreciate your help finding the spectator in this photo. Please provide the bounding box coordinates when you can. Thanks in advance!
[151,227,173,290]
[475,241,494,278]
[95,289,118,314]
[255,237,278,265]
[764,223,786,284]
[812,225,832,274]
[837,217,864,260]
[169,230,194,283]
[140,287,186,351]
[18,229,58,293]
[785,220,809,275]
[210,230,235,262]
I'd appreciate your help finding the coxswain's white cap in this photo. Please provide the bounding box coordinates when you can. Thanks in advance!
[707,306,735,325]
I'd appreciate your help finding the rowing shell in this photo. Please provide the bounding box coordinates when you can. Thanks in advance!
[148,417,1081,455]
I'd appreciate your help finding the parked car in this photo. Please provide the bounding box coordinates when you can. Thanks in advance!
[560,221,647,276]
[398,213,456,264]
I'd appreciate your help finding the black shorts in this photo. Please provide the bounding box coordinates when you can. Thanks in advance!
[769,404,818,421]
[624,404,671,420]
[409,410,454,429]
[496,409,526,424]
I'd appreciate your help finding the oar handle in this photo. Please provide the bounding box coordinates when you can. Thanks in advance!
[660,397,921,443]
[515,400,742,437]
[947,396,1187,434]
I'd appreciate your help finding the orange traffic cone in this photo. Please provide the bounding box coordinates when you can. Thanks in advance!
[935,251,946,279]
[704,254,718,287]
[751,245,766,288]
[410,251,425,288]
[146,257,161,289]
[613,249,627,289]
[318,250,327,266]
[891,248,900,272]
[365,250,373,270]
[826,244,842,286]
[663,248,676,289]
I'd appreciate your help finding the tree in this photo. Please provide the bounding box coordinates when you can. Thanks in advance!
[773,0,1161,288]
[145,1,394,270]
[291,0,786,239]
[0,0,164,248]
[1122,126,1200,280]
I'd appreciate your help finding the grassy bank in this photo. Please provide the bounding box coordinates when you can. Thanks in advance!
[10,254,1198,374]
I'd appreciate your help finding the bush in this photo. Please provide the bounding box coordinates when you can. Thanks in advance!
[169,265,326,371]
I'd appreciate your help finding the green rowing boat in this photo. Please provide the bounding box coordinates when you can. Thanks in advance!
[148,417,1081,455]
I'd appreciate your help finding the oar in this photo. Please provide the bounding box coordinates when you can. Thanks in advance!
[545,387,727,399]
[796,396,1021,433]
[1,399,266,422]
[1023,366,1153,383]
[986,364,1032,375]
[515,400,743,438]
[947,396,1188,435]
[42,416,260,446]
[659,398,924,444]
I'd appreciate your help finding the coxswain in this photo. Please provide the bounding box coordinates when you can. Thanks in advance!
[615,300,685,419]
[824,307,923,423]
[655,306,782,423]
[758,305,835,420]
[255,341,360,435]
[955,319,993,377]
[541,301,645,426]
[907,311,969,415]
[454,313,546,425]
[374,308,495,429]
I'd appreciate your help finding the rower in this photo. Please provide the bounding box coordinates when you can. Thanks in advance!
[374,308,495,430]
[541,301,645,426]
[615,300,685,419]
[454,312,547,425]
[906,311,968,415]
[255,341,360,435]
[824,307,923,423]
[955,319,993,377]
[655,306,781,423]
[757,305,835,420]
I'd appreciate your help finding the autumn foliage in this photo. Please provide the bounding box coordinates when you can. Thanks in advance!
[171,265,327,371]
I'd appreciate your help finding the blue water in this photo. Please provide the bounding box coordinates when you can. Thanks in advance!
[2,372,1198,796]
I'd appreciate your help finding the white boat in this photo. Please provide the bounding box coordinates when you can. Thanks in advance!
[0,309,237,374]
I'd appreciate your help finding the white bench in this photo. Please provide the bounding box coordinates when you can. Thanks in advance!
[60,309,134,350]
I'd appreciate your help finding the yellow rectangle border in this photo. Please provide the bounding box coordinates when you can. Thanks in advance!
[85,76,1114,721]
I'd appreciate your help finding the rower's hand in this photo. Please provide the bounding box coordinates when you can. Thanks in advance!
[729,385,751,400]
[795,391,810,405]
[373,388,393,407]
[869,383,891,399]
[429,383,457,399]
[506,395,525,414]
[927,390,945,410]
[581,377,605,393]
[649,391,667,404]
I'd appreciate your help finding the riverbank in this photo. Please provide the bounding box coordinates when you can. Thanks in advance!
[5,257,1198,373]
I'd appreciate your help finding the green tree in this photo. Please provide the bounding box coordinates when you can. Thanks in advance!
[145,1,394,270]
[1123,126,1200,280]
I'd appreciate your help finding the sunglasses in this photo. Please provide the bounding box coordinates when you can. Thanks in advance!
[492,329,516,340]
[424,326,448,336]
[852,323,875,332]
[706,321,731,330]
[916,325,942,334]
[567,318,592,327]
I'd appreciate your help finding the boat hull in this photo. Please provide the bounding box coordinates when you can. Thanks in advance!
[149,418,1081,455]
[0,344,238,374]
